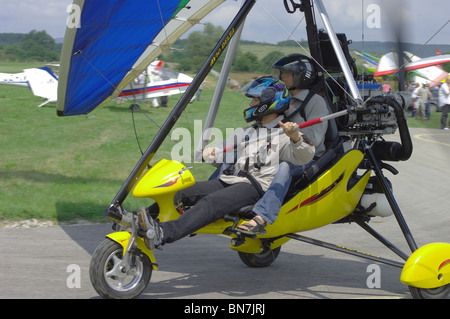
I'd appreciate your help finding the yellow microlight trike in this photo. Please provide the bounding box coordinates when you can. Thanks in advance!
[73,0,449,300]
[89,94,450,299]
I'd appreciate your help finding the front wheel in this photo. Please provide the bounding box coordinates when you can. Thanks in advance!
[409,284,450,299]
[238,246,281,268]
[89,238,152,299]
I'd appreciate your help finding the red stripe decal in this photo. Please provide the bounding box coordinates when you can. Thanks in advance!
[118,83,190,97]
[438,259,450,271]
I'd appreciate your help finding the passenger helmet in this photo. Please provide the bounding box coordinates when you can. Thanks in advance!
[243,76,290,123]
[272,53,319,90]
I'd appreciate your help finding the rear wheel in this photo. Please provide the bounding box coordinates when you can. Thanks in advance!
[238,246,281,268]
[409,284,450,299]
[90,238,152,299]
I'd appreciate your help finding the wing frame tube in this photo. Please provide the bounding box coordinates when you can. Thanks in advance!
[106,0,257,214]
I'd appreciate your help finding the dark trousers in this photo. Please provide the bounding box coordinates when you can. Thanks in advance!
[441,104,450,129]
[159,179,261,244]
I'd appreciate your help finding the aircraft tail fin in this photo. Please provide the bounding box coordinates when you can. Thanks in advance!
[436,48,443,69]
[24,67,58,105]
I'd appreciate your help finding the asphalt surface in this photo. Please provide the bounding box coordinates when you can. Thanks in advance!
[1,127,450,300]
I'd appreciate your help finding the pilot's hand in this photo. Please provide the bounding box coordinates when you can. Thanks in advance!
[202,147,217,163]
[279,121,302,143]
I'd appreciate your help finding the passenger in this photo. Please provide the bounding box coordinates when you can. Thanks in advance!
[138,76,315,248]
[237,53,332,236]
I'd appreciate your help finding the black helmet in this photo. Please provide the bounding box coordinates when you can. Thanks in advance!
[272,53,319,90]
[243,76,290,123]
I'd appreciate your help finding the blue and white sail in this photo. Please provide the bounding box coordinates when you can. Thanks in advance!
[57,0,224,116]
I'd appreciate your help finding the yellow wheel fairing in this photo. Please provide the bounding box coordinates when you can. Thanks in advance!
[401,243,450,289]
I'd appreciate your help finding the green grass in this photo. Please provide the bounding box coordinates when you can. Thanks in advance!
[405,111,443,129]
[0,74,249,224]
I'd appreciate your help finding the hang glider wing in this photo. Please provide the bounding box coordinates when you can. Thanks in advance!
[57,0,224,116]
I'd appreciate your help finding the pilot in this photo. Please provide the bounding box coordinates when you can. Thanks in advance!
[138,76,315,248]
[237,53,334,235]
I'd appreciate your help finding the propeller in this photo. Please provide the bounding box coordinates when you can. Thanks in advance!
[383,0,408,91]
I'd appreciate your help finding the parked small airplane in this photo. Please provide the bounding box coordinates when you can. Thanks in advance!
[0,61,193,108]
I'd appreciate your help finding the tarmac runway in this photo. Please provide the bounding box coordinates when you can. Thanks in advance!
[1,128,449,300]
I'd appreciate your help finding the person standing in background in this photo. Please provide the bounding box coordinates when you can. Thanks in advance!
[439,78,450,130]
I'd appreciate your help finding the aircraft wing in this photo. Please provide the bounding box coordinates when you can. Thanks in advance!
[57,0,225,116]
[0,72,29,87]
[354,51,379,66]
[374,53,450,77]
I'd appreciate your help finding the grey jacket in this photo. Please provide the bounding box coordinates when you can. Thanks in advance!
[285,89,330,157]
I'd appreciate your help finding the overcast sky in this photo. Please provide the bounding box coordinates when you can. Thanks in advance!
[0,0,448,46]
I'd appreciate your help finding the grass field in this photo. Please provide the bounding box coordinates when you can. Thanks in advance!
[0,62,444,225]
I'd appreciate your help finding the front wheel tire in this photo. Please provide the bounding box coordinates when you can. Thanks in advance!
[89,238,152,299]
[238,246,281,268]
[409,284,450,299]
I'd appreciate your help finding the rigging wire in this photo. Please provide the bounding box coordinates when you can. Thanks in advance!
[255,0,360,106]
[393,18,450,77]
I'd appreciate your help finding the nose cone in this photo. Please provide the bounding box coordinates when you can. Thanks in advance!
[401,243,450,289]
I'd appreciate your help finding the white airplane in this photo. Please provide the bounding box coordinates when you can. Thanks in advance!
[0,61,193,108]
[117,61,194,107]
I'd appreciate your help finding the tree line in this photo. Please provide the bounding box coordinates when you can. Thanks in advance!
[0,30,61,62]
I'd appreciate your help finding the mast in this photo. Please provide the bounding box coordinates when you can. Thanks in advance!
[313,0,363,105]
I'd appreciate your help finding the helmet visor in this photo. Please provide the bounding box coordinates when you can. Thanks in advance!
[245,77,276,98]
[243,106,257,122]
